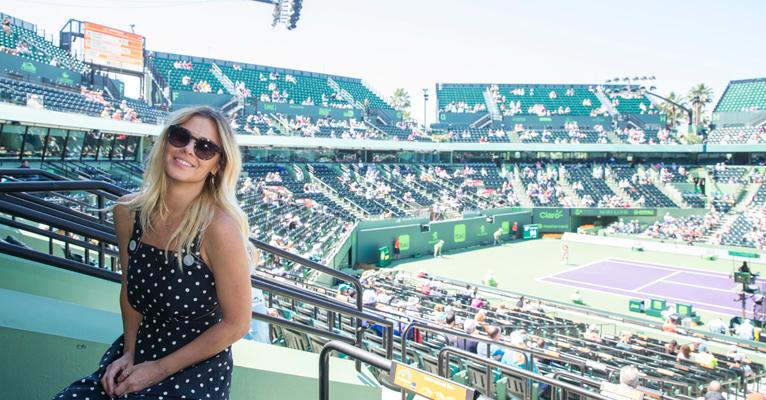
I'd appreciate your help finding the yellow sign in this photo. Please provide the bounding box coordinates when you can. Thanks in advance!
[391,362,473,400]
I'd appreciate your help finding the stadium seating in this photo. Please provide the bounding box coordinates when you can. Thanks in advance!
[707,166,749,184]
[714,78,766,113]
[0,75,166,123]
[498,84,602,116]
[565,165,624,207]
[708,127,766,144]
[681,192,707,208]
[151,55,224,94]
[437,84,487,113]
[606,91,657,115]
[517,164,573,207]
[0,15,88,73]
[612,166,678,207]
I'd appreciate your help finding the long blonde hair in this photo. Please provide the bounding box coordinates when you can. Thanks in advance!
[121,105,255,269]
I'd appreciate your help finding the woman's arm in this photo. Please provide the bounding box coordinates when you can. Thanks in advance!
[113,211,251,396]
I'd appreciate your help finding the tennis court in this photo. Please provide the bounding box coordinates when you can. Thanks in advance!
[540,258,765,317]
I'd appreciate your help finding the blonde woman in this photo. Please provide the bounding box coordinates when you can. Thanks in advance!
[53,106,255,400]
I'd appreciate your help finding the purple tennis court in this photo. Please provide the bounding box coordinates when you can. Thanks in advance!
[540,258,766,317]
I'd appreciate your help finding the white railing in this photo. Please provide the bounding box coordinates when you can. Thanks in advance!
[210,63,235,95]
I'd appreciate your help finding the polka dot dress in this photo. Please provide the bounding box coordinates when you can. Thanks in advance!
[53,212,232,399]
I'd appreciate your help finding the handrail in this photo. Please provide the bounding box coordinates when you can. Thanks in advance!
[252,310,355,346]
[0,239,395,354]
[0,193,114,233]
[0,168,73,181]
[405,320,531,396]
[0,180,127,197]
[0,198,117,243]
[438,346,614,400]
[319,340,393,400]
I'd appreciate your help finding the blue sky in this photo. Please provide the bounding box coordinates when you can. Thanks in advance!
[3,0,764,123]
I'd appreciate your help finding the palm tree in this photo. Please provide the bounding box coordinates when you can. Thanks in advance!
[657,92,687,128]
[389,88,411,120]
[687,84,714,127]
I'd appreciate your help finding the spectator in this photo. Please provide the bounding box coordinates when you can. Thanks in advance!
[665,340,678,355]
[476,325,502,359]
[695,345,718,368]
[677,344,692,361]
[583,324,602,343]
[736,319,755,340]
[2,16,11,35]
[704,381,725,400]
[19,160,30,169]
[619,365,639,388]
[456,319,479,354]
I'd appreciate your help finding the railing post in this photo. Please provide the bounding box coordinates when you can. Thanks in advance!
[97,194,106,269]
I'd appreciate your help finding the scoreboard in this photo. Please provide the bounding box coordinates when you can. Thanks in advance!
[83,22,144,73]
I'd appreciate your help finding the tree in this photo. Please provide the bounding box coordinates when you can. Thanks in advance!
[687,83,714,127]
[389,88,411,120]
[657,91,688,128]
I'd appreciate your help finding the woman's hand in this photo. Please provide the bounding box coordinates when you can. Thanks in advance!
[100,351,134,396]
[112,360,171,397]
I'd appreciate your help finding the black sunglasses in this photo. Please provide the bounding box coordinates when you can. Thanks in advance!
[167,125,222,161]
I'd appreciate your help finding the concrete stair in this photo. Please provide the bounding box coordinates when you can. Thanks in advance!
[559,177,585,207]
[605,175,635,206]
[511,165,534,208]
[308,172,368,219]
[607,130,624,144]
[707,213,740,244]
[734,182,761,212]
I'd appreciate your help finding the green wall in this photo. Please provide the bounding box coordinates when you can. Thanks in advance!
[0,256,381,400]
[356,211,531,264]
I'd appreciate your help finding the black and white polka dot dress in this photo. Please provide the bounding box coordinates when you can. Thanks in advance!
[53,211,233,399]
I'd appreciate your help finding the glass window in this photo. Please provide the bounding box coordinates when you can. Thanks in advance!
[0,123,25,159]
[45,128,67,160]
[112,134,127,160]
[65,130,85,159]
[22,126,48,159]
[81,131,101,160]
[98,132,114,160]
[124,135,139,160]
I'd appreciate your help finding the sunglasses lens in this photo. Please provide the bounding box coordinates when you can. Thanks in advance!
[168,126,191,148]
[194,140,219,160]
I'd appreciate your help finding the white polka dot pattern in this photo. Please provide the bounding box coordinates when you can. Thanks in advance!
[51,211,232,399]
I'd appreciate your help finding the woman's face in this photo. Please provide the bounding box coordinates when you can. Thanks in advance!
[164,115,222,184]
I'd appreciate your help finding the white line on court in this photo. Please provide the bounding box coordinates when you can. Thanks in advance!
[543,276,743,313]
[632,271,681,292]
[536,259,604,281]
[655,279,741,294]
[610,258,759,281]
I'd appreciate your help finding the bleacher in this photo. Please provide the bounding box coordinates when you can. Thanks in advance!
[436,84,487,113]
[613,167,678,207]
[606,91,656,115]
[707,166,749,184]
[714,78,766,113]
[708,127,766,144]
[517,128,605,144]
[565,165,621,207]
[498,84,602,116]
[0,13,88,73]
[518,164,568,207]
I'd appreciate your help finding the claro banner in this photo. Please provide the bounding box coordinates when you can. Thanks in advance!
[532,207,571,233]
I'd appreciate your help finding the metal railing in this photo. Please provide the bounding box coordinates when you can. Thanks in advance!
[0,174,396,362]
[438,347,614,400]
